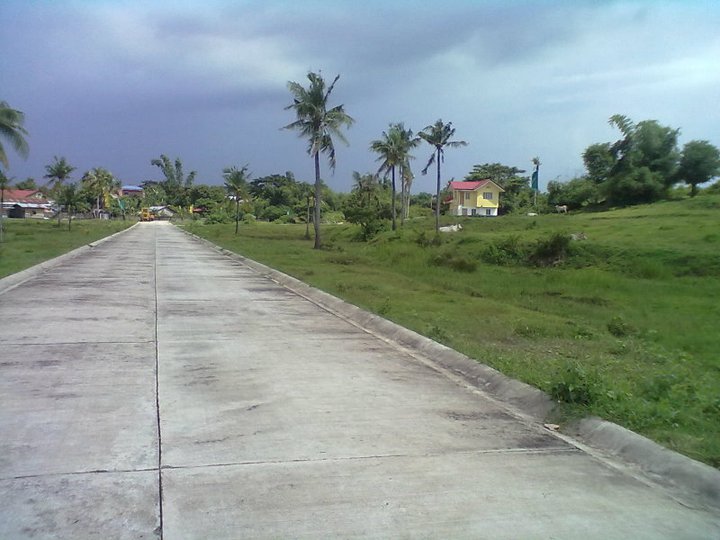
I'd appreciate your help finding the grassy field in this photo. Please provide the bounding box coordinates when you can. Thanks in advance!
[0,218,134,278]
[181,194,720,467]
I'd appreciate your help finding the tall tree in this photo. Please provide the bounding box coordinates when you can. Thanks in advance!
[298,181,315,240]
[370,124,403,231]
[44,156,75,225]
[585,114,682,206]
[0,101,29,170]
[223,165,251,234]
[344,172,389,240]
[582,143,615,184]
[15,177,37,190]
[150,154,196,206]
[676,140,720,197]
[57,183,82,231]
[284,71,354,249]
[0,170,9,242]
[419,119,467,232]
[81,167,119,216]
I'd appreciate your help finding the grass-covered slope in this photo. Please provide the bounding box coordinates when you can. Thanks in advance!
[0,219,134,279]
[182,195,720,467]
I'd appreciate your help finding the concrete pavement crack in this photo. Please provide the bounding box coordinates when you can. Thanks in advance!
[153,225,164,540]
[159,446,579,472]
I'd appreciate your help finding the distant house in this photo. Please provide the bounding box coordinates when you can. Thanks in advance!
[120,185,144,198]
[0,189,54,218]
[148,205,175,219]
[448,180,504,217]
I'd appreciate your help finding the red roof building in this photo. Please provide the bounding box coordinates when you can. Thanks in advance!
[1,189,54,218]
[448,179,504,217]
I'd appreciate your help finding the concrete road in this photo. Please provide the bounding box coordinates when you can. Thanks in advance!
[1,222,718,539]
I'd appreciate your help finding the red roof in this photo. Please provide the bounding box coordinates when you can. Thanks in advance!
[1,189,50,203]
[449,180,490,190]
[449,179,505,192]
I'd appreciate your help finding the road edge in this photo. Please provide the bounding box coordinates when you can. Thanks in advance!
[146,225,720,511]
[180,227,720,512]
[0,223,139,295]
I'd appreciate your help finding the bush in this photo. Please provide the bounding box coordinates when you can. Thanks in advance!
[607,316,636,337]
[204,210,232,224]
[550,362,598,405]
[481,235,527,265]
[530,232,572,266]
[429,252,477,272]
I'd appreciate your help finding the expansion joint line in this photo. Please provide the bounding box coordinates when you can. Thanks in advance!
[153,225,164,539]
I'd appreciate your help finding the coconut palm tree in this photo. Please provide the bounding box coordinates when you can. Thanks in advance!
[284,71,354,249]
[58,183,82,231]
[44,156,76,225]
[396,125,420,223]
[81,167,119,217]
[419,119,467,233]
[223,165,251,235]
[0,170,10,242]
[370,123,418,231]
[351,171,381,206]
[0,101,29,170]
[298,181,315,240]
[151,154,196,207]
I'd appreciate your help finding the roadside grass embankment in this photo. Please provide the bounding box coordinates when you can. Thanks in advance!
[181,195,720,467]
[0,219,134,279]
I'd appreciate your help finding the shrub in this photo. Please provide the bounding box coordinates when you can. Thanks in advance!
[204,210,232,224]
[530,232,572,266]
[607,316,636,337]
[429,252,477,272]
[550,362,598,405]
[481,235,527,265]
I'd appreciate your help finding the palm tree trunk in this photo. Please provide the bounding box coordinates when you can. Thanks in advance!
[0,188,5,243]
[391,166,397,231]
[313,152,322,249]
[400,170,406,227]
[435,149,441,233]
[305,196,311,240]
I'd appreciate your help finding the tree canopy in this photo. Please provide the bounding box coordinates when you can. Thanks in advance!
[0,101,29,170]
[676,140,720,197]
[284,71,354,248]
[419,119,467,232]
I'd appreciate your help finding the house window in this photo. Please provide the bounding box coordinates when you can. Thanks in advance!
[486,209,493,216]
[464,192,471,202]
[471,209,477,216]
[482,192,493,200]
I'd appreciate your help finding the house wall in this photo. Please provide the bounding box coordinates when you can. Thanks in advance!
[451,185,502,216]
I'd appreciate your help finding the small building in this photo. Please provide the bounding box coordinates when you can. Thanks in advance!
[448,180,504,217]
[149,205,175,219]
[1,189,54,219]
[121,185,144,198]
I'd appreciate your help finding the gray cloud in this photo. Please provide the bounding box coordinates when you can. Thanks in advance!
[1,0,718,193]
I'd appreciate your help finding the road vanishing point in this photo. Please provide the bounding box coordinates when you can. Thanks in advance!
[1,222,719,539]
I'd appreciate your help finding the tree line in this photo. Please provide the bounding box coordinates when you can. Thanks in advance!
[549,114,720,209]
[3,77,719,241]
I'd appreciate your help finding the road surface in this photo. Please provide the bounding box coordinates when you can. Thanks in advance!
[1,222,718,539]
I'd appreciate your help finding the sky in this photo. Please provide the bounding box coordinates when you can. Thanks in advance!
[1,0,719,193]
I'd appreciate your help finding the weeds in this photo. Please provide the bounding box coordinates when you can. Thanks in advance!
[550,362,598,405]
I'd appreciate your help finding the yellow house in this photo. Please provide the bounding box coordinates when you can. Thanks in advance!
[448,180,504,217]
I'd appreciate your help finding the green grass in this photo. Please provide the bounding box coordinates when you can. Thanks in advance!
[0,219,134,278]
[180,194,720,468]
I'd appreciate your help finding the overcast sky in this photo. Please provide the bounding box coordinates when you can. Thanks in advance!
[2,0,719,193]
